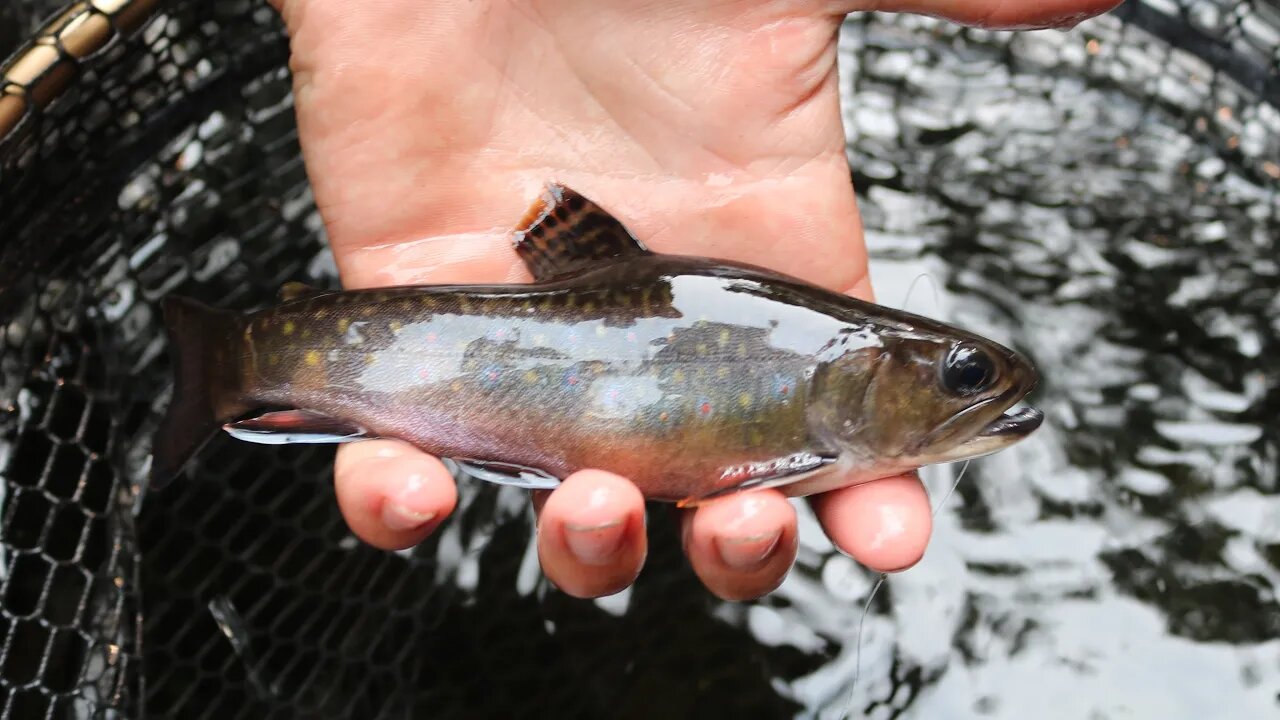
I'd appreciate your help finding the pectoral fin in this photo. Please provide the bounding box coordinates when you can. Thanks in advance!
[512,183,651,282]
[224,410,368,444]
[677,453,838,508]
[454,458,561,490]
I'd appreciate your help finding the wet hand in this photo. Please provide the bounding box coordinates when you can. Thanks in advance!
[269,0,1117,600]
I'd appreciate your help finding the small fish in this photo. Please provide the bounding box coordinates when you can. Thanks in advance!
[149,183,1043,505]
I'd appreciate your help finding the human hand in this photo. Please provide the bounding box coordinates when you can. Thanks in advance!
[269,0,1117,600]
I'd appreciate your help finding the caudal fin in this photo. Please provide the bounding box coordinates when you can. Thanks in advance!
[150,296,250,489]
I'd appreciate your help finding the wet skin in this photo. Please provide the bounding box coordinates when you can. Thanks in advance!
[268,0,1121,600]
[201,248,1038,503]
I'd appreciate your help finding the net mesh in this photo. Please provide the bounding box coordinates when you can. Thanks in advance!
[0,1,1276,718]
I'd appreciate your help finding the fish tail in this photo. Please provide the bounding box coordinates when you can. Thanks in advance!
[150,296,251,489]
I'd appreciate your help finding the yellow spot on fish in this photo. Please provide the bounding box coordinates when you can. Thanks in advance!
[459,297,471,312]
[717,367,729,379]
[301,328,312,339]
[305,350,321,367]
[738,342,748,356]
[673,369,685,382]
[524,370,537,383]
[739,393,752,408]
[337,318,350,333]
[268,354,280,366]
[365,354,377,365]
[422,296,435,307]
[389,320,402,334]
[582,299,595,312]
[450,380,462,392]
[595,325,607,337]
[697,343,708,355]
[360,305,375,316]
[719,329,730,345]
[523,300,533,312]
[315,309,327,319]
[282,321,295,336]
[749,428,764,445]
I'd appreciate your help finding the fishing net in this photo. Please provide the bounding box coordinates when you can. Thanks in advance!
[0,1,1276,719]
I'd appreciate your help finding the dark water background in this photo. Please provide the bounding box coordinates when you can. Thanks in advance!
[0,1,1276,718]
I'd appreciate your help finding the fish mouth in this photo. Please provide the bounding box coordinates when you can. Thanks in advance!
[975,405,1044,440]
[925,402,1044,464]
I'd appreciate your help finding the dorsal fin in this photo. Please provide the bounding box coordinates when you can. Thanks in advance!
[278,281,330,303]
[512,183,651,282]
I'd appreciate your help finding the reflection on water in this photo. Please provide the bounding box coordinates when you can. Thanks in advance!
[748,10,1280,718]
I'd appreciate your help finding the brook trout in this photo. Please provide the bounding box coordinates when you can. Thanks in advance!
[150,184,1043,504]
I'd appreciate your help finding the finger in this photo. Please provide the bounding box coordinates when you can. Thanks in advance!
[536,470,648,599]
[810,472,932,573]
[680,490,799,602]
[332,439,458,550]
[840,0,1122,29]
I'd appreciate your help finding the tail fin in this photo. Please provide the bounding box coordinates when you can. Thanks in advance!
[150,296,251,489]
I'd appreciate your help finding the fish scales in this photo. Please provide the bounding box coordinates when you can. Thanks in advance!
[150,183,1043,504]
[238,261,829,500]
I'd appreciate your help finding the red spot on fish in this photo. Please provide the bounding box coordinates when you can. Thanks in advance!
[781,385,789,395]
[700,401,711,415]
[426,332,438,343]
[626,331,637,343]
[418,368,430,380]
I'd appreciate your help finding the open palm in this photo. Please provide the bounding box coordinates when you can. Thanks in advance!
[271,0,1117,600]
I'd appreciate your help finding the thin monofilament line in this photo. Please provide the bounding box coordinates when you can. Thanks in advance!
[844,460,972,718]
[932,460,972,518]
[901,273,941,316]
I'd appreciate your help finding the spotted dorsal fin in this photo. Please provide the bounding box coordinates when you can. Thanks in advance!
[513,183,651,282]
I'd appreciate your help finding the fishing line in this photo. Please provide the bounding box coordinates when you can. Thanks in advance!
[842,460,973,718]
[932,459,972,518]
[850,572,887,691]
[901,272,941,315]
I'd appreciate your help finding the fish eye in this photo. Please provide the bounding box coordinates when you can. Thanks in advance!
[941,344,997,396]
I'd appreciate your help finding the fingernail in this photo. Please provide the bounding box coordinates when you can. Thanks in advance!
[563,519,626,566]
[382,503,436,532]
[382,473,436,531]
[715,530,782,571]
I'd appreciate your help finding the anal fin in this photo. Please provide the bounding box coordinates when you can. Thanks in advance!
[677,453,838,508]
[454,458,561,490]
[224,410,368,445]
[513,183,651,282]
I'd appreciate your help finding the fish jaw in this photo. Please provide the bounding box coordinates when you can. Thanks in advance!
[916,405,1045,465]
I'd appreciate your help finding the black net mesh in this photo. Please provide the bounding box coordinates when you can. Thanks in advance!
[0,1,1277,719]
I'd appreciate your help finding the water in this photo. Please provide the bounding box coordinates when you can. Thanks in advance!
[773,11,1280,717]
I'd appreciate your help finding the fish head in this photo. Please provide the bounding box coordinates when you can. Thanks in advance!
[808,326,1043,469]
